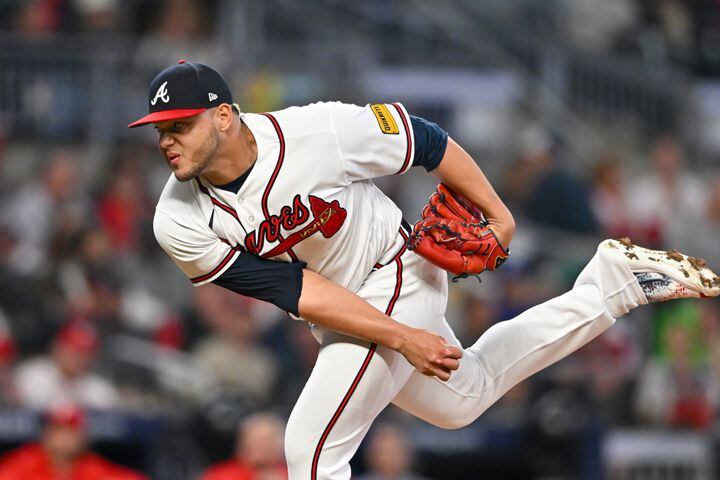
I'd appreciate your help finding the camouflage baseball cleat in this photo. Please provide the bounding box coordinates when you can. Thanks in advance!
[602,237,720,302]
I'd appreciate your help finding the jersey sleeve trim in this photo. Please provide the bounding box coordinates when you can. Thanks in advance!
[391,102,415,175]
[190,246,242,286]
[409,115,449,172]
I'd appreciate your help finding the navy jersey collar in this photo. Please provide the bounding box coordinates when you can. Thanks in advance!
[214,161,255,193]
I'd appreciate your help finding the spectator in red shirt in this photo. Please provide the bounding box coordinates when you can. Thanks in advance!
[97,165,148,253]
[0,404,147,480]
[201,412,287,480]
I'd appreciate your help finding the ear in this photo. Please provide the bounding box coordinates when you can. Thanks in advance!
[215,103,234,133]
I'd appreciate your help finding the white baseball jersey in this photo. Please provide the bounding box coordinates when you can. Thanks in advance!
[153,101,414,294]
[148,99,654,480]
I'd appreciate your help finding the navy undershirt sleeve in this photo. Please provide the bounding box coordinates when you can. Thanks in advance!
[213,253,306,316]
[410,115,449,172]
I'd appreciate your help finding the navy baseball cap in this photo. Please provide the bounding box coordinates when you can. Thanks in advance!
[128,60,232,128]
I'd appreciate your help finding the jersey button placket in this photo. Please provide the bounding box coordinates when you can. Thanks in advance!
[237,197,254,223]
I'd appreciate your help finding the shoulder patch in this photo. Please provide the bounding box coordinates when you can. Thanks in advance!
[370,104,399,135]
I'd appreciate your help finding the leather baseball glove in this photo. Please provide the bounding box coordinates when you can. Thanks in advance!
[407,184,509,277]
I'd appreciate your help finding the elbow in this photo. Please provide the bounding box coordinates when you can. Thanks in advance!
[499,206,516,235]
[506,213,516,237]
[494,210,516,250]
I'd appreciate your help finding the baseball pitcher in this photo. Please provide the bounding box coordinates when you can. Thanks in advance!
[128,61,720,480]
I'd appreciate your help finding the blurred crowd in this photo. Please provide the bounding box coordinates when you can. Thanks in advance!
[1,124,720,477]
[1,0,720,478]
[2,0,720,75]
[0,0,217,39]
[560,0,720,75]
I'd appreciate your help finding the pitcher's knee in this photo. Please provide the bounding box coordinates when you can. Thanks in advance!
[434,416,473,430]
[423,408,479,430]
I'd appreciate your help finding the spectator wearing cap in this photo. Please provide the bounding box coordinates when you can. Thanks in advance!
[13,322,119,410]
[200,412,287,480]
[0,404,147,480]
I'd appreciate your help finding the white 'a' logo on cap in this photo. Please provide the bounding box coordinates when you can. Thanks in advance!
[150,81,170,106]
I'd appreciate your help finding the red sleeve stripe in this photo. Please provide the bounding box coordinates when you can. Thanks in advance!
[259,112,299,263]
[190,246,240,285]
[391,103,413,175]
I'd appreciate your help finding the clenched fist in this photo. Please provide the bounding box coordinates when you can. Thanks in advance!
[396,326,463,381]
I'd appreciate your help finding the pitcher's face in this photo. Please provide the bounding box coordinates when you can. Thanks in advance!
[155,109,220,182]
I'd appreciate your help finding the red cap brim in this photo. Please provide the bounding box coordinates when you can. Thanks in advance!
[127,108,207,128]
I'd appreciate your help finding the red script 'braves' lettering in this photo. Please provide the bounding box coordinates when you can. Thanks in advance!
[244,195,347,257]
[245,194,309,254]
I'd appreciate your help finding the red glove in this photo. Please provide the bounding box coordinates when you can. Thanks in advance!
[408,184,509,277]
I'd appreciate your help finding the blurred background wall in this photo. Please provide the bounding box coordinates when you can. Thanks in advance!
[1,1,720,479]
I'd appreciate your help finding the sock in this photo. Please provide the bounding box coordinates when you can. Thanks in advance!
[634,272,699,302]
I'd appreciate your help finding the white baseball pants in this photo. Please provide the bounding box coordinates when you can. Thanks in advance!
[284,234,647,480]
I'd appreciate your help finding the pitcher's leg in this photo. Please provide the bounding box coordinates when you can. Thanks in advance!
[285,337,413,480]
[286,242,431,480]
[394,240,649,428]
